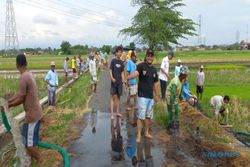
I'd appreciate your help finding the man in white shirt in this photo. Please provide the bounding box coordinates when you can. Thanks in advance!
[159,51,174,99]
[174,59,182,77]
[210,95,230,124]
[196,65,205,100]
[63,57,69,78]
[89,55,97,93]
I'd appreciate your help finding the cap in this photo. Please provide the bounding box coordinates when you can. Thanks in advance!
[200,65,204,69]
[146,49,154,56]
[168,50,174,57]
[177,59,181,63]
[180,66,189,75]
[50,61,55,66]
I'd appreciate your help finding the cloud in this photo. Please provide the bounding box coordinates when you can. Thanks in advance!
[244,0,250,5]
[32,14,58,25]
[183,0,222,6]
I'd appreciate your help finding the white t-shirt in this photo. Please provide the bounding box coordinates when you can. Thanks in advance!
[159,57,170,82]
[210,95,223,114]
[89,60,97,76]
[197,71,205,86]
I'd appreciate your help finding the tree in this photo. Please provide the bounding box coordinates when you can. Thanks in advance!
[101,45,112,54]
[129,42,136,49]
[60,41,71,54]
[119,0,196,50]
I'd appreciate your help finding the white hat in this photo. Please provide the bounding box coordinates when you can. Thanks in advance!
[177,59,181,63]
[200,65,204,69]
[50,61,55,66]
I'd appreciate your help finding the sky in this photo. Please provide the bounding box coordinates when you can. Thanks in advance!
[0,0,250,49]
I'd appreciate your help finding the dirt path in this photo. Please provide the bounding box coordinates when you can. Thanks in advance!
[68,67,250,167]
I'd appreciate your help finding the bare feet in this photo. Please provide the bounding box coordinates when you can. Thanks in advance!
[117,113,123,117]
[136,133,141,143]
[144,132,153,139]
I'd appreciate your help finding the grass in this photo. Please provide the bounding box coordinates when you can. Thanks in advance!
[137,50,250,64]
[204,64,246,70]
[0,54,87,69]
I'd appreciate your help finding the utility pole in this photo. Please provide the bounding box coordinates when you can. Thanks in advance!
[197,14,202,46]
[5,0,19,55]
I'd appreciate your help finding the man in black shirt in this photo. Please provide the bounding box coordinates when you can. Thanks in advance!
[109,46,126,120]
[128,49,159,143]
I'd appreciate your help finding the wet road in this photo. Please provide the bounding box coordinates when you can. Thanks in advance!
[68,69,165,167]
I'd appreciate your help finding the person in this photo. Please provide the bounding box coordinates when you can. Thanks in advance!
[159,51,174,99]
[174,59,182,77]
[196,65,205,100]
[182,78,203,111]
[210,95,230,125]
[126,51,138,112]
[89,54,97,93]
[63,57,69,79]
[77,55,82,75]
[7,54,43,164]
[127,49,159,143]
[45,61,59,106]
[103,52,108,68]
[111,117,124,161]
[71,56,77,78]
[109,46,126,120]
[166,66,189,131]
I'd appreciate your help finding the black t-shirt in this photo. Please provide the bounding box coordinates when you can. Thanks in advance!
[137,62,158,99]
[110,58,124,84]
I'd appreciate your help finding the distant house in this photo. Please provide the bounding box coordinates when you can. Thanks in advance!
[240,40,249,50]
[38,50,44,55]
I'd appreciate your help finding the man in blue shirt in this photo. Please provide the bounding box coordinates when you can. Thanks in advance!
[45,61,59,106]
[126,51,137,112]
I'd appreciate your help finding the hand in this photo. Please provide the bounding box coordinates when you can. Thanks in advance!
[127,81,130,87]
[0,106,4,112]
[111,78,116,83]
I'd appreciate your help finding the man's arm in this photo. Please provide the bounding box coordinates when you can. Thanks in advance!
[109,69,115,83]
[8,94,25,108]
[127,71,139,80]
[161,68,170,80]
[154,82,159,103]
[7,95,18,103]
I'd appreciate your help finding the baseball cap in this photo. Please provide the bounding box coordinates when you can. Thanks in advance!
[146,49,154,56]
[180,66,189,75]
[168,50,174,57]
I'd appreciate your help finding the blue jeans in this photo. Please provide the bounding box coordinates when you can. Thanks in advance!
[48,90,56,106]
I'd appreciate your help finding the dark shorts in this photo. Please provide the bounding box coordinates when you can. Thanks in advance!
[72,68,76,73]
[196,85,203,93]
[110,82,123,96]
[22,120,40,147]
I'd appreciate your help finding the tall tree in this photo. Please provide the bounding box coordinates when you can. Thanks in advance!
[120,0,196,50]
[129,42,136,49]
[60,41,71,54]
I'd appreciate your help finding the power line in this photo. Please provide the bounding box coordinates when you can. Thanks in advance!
[15,0,126,27]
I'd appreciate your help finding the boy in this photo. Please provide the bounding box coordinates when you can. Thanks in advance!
[109,46,126,120]
[126,51,137,111]
[63,57,69,78]
[45,61,58,106]
[196,65,205,100]
[89,55,97,93]
[7,54,43,164]
[71,56,77,78]
[128,49,159,143]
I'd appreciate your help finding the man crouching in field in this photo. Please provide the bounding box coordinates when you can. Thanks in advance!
[7,54,43,164]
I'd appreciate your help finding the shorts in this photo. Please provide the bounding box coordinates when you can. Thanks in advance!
[196,85,203,93]
[91,74,97,84]
[22,120,40,147]
[110,82,123,96]
[72,68,76,73]
[138,97,154,120]
[129,84,137,96]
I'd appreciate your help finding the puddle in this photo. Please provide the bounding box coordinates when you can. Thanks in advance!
[68,110,165,167]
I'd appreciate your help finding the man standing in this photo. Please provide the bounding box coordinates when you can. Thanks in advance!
[71,56,77,78]
[196,65,205,100]
[89,55,97,93]
[7,54,43,164]
[159,51,174,99]
[166,66,189,131]
[128,49,159,143]
[64,57,69,79]
[174,59,182,77]
[126,51,137,111]
[210,95,230,125]
[45,61,59,106]
[109,46,126,120]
